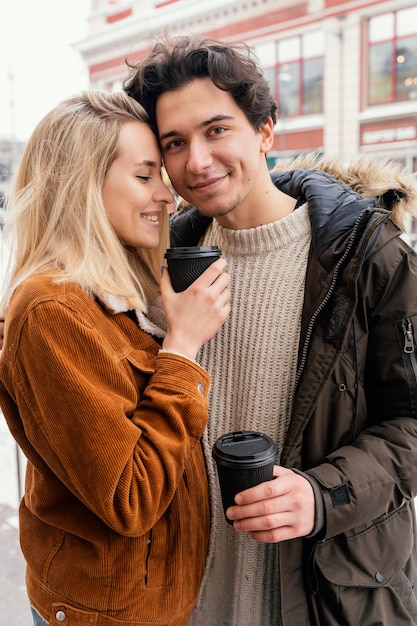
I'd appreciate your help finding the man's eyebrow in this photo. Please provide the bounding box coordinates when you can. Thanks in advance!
[159,115,235,142]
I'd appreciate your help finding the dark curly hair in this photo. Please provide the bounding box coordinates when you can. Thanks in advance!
[124,35,277,132]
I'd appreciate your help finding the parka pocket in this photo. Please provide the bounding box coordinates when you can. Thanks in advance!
[310,502,417,625]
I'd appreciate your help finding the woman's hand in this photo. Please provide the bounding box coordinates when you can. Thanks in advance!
[161,258,231,360]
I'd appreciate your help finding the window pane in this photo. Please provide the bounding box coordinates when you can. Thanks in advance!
[263,66,277,102]
[368,42,392,104]
[303,57,323,113]
[278,62,299,116]
[278,37,300,62]
[369,13,394,43]
[397,7,417,37]
[303,31,324,58]
[396,36,417,101]
[254,41,276,66]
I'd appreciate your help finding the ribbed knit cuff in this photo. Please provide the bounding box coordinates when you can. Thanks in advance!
[158,347,198,365]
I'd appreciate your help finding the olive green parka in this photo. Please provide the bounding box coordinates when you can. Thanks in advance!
[171,156,417,625]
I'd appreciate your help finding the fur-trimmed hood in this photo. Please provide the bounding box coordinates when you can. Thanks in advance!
[170,153,417,252]
[271,153,417,231]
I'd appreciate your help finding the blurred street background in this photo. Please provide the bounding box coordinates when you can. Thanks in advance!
[0,416,30,625]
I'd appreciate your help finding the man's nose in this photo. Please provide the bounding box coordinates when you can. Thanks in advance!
[186,140,213,174]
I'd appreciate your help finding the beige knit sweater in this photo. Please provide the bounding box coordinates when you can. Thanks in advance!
[188,204,312,626]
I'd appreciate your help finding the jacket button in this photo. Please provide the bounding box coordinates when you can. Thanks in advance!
[375,572,384,583]
[56,610,66,621]
[338,383,347,391]
[197,383,204,393]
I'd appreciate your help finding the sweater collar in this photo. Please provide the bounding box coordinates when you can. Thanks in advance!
[203,203,311,257]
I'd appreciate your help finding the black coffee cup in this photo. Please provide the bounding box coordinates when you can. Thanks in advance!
[212,431,278,524]
[164,246,222,292]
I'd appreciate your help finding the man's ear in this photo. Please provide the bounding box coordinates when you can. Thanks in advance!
[259,117,275,154]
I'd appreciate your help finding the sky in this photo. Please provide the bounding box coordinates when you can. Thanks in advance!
[0,1,90,504]
[0,0,90,143]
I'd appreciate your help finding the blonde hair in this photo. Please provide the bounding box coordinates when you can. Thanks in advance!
[1,90,169,315]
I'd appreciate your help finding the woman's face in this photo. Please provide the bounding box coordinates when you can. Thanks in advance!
[102,120,173,248]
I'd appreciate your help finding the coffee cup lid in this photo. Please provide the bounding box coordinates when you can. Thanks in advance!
[164,246,221,259]
[212,431,277,468]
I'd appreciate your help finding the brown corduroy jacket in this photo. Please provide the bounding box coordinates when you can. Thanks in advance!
[0,275,210,625]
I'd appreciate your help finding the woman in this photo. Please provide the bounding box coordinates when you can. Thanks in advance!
[0,91,231,626]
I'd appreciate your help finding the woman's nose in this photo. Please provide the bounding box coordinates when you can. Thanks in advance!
[158,184,174,205]
[159,183,174,205]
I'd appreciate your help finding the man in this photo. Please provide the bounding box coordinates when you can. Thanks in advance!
[124,35,417,625]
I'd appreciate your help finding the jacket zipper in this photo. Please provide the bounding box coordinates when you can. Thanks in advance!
[401,319,417,383]
[282,213,370,616]
[291,212,366,407]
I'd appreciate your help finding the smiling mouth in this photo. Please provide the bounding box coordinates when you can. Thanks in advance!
[191,176,225,191]
[141,214,159,222]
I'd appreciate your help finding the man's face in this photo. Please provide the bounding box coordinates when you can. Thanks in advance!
[156,77,273,227]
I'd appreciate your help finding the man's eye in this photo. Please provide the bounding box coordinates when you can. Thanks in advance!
[165,139,184,150]
[210,126,226,135]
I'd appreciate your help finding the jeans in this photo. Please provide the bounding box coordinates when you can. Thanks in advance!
[31,605,49,626]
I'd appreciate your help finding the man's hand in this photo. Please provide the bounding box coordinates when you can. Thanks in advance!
[226,465,315,543]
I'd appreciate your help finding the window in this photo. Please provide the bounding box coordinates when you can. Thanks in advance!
[368,7,417,106]
[255,31,324,118]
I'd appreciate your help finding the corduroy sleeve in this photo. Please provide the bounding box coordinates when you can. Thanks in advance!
[1,292,210,536]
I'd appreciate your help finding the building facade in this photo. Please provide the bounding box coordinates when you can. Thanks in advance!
[75,0,417,244]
